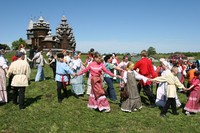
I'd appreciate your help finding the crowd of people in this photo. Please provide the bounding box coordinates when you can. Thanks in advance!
[0,46,200,117]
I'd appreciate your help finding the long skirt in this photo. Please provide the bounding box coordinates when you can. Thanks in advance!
[156,82,181,108]
[121,72,142,112]
[0,68,7,103]
[184,89,200,113]
[87,76,110,111]
[70,69,84,95]
[156,82,167,107]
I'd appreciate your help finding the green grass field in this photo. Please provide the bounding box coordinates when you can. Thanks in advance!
[0,53,199,133]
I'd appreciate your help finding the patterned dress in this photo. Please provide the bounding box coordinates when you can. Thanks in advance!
[184,77,200,113]
[78,61,114,111]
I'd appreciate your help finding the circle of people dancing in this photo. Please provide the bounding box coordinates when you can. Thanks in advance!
[0,46,200,117]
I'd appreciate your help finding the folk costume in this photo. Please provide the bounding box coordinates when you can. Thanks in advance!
[152,72,185,116]
[55,60,74,103]
[0,54,8,103]
[7,53,31,109]
[184,77,200,114]
[134,57,157,106]
[156,69,182,107]
[121,70,148,112]
[70,57,84,96]
[78,61,115,112]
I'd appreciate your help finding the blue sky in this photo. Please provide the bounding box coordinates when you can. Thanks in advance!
[0,0,200,53]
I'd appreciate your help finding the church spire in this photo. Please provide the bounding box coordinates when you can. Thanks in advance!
[27,18,33,30]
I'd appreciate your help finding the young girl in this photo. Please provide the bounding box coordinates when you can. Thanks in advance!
[151,67,186,117]
[120,62,148,112]
[76,52,121,112]
[184,71,200,115]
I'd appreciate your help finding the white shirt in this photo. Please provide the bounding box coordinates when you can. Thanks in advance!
[123,70,148,83]
[0,56,8,69]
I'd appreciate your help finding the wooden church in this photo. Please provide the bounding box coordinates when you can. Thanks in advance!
[26,16,76,51]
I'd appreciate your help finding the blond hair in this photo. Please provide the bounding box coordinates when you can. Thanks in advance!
[126,62,134,71]
[171,66,178,73]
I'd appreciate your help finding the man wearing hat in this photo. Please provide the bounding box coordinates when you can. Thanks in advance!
[7,51,31,109]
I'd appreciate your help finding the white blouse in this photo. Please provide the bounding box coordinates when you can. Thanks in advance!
[123,70,148,84]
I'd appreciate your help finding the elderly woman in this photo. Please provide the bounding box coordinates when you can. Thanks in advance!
[0,49,8,103]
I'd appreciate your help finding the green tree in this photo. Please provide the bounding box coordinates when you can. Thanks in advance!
[147,46,156,56]
[0,43,10,50]
[11,38,26,50]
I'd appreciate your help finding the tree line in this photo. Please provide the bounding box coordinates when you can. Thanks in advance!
[1,38,200,59]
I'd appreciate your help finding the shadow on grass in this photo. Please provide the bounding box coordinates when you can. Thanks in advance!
[45,76,51,80]
[25,95,42,107]
[66,89,74,98]
[180,103,186,114]
[140,96,150,105]
[29,79,35,82]
[29,76,52,83]
[0,102,6,106]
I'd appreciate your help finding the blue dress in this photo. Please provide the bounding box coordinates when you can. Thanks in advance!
[70,59,84,95]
